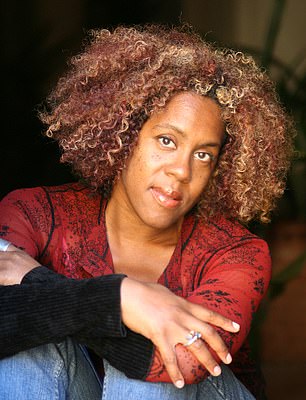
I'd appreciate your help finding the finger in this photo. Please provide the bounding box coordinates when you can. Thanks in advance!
[180,321,231,365]
[187,338,222,377]
[196,323,232,364]
[201,324,232,364]
[157,341,185,389]
[188,302,240,333]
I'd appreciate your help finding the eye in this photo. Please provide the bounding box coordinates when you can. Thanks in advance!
[158,136,176,149]
[194,151,215,163]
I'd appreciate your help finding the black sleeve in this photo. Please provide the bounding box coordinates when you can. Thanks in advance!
[0,267,126,358]
[18,267,154,380]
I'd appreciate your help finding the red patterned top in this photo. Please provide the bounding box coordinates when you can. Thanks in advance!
[0,182,271,396]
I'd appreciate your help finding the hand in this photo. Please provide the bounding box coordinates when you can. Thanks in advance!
[120,277,239,388]
[0,244,40,285]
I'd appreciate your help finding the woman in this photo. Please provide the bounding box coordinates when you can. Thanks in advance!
[0,25,293,399]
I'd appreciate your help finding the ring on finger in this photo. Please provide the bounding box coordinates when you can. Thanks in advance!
[0,239,11,252]
[184,330,202,347]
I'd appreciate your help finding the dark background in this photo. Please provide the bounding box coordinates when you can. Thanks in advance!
[2,0,185,199]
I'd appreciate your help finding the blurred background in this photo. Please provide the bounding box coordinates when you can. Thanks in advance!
[2,0,306,398]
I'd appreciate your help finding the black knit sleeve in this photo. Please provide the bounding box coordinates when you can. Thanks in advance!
[0,268,125,358]
[19,267,154,380]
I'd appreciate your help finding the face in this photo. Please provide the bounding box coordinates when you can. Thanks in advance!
[111,92,224,232]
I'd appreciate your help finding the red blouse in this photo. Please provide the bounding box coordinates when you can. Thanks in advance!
[0,182,271,395]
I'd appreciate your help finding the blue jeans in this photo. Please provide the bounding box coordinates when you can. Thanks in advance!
[0,339,102,399]
[102,360,255,400]
[0,340,255,399]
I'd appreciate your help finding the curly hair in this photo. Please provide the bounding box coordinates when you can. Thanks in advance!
[40,24,294,223]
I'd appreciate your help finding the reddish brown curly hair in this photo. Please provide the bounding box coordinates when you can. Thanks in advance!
[40,25,294,223]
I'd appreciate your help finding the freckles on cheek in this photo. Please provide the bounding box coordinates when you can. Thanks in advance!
[150,153,162,162]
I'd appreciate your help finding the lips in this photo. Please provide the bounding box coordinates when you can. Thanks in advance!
[150,187,183,209]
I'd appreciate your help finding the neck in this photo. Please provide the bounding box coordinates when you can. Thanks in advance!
[106,193,181,249]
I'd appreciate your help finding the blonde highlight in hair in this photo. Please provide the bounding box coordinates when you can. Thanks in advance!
[40,24,294,223]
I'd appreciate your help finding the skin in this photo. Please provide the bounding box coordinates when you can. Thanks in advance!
[0,92,241,388]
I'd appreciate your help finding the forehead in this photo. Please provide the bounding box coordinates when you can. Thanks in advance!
[143,91,224,141]
[164,91,222,120]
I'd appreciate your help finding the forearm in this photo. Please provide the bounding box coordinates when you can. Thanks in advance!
[20,267,155,380]
[0,267,126,359]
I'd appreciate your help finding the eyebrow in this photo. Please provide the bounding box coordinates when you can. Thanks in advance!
[153,123,222,148]
[154,123,186,136]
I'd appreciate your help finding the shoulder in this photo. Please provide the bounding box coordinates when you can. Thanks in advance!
[0,183,103,225]
[1,182,99,208]
[41,183,103,217]
[184,212,270,257]
[0,186,48,216]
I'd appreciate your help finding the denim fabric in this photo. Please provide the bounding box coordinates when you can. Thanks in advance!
[0,340,255,400]
[102,360,255,400]
[0,339,102,399]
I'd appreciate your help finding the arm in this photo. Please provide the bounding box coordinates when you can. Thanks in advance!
[145,237,271,384]
[0,246,238,388]
[0,265,127,359]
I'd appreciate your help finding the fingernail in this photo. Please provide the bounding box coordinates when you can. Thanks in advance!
[225,353,232,364]
[213,366,222,376]
[175,380,184,389]
[232,322,240,331]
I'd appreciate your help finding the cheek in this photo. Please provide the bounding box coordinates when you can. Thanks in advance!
[190,170,212,198]
[125,152,150,185]
[150,152,163,163]
[138,151,164,173]
[194,169,211,186]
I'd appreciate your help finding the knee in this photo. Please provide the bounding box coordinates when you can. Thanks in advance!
[0,341,69,377]
[0,342,71,399]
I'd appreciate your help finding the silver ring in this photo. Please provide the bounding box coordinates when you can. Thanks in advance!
[184,330,202,347]
[0,239,11,252]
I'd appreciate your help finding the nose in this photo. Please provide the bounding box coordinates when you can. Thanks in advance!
[165,153,192,183]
